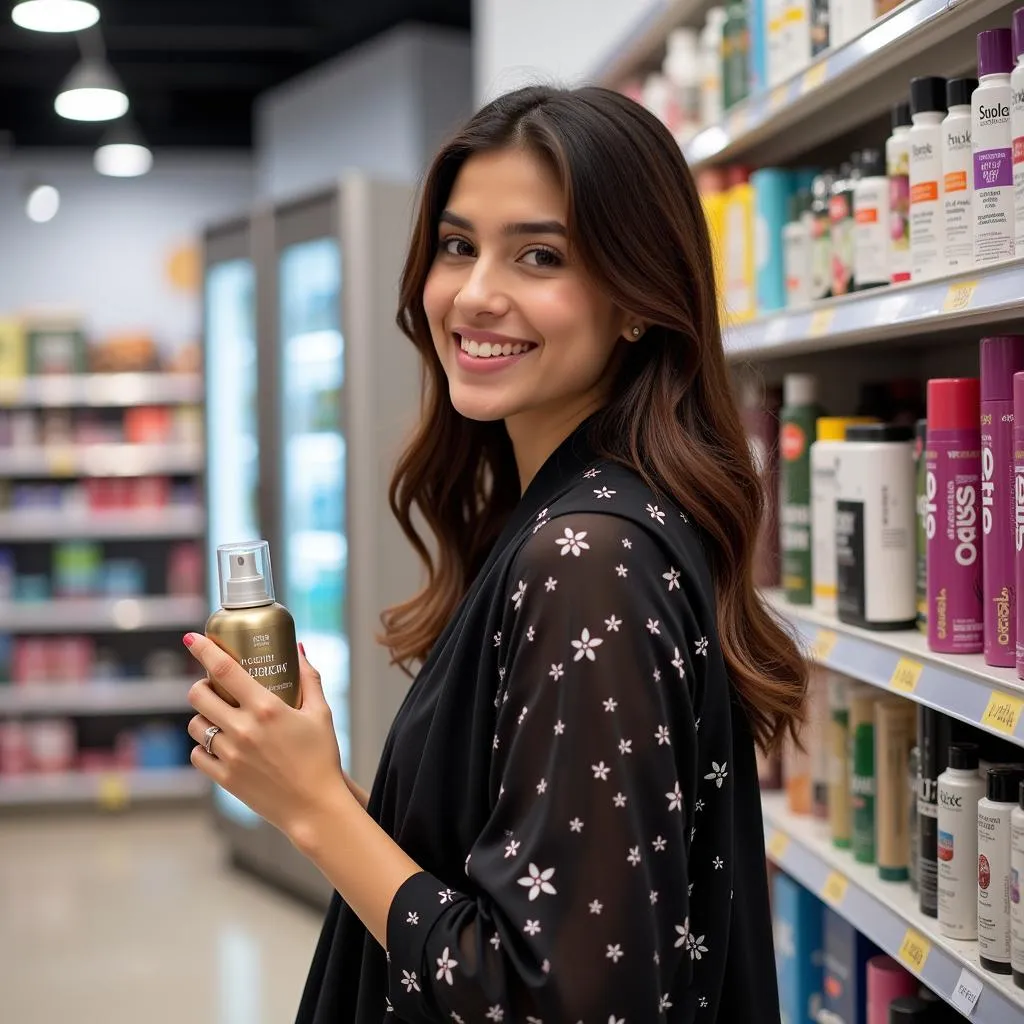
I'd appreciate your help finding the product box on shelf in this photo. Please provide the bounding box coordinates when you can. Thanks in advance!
[25,316,87,375]
[774,870,825,1023]
[822,908,878,1024]
[0,320,26,380]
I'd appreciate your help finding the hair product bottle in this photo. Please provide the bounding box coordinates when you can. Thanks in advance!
[850,686,879,865]
[942,77,978,272]
[887,100,913,283]
[830,156,860,296]
[853,147,889,289]
[753,167,793,313]
[808,170,835,300]
[829,673,853,849]
[866,956,918,1023]
[1016,371,1024,681]
[699,7,728,127]
[909,744,920,891]
[908,76,948,282]
[781,373,822,604]
[926,378,984,655]
[982,337,1024,667]
[918,706,951,917]
[784,189,812,307]
[938,743,987,939]
[973,29,1017,265]
[914,418,928,633]
[205,541,301,708]
[1011,9,1024,254]
[979,766,1024,973]
[1010,777,1024,987]
[876,699,917,882]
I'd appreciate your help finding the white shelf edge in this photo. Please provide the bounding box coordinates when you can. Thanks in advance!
[0,373,203,409]
[0,443,204,479]
[0,506,205,540]
[0,595,208,633]
[725,259,1024,360]
[762,793,1024,1022]
[0,767,206,808]
[0,679,193,716]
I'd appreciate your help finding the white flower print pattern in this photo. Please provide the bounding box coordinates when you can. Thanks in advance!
[695,635,709,657]
[556,528,590,557]
[406,912,419,925]
[606,944,624,963]
[571,628,604,662]
[517,864,557,901]
[436,948,458,985]
[605,614,622,632]
[401,970,420,993]
[511,580,527,610]
[594,486,616,499]
[704,761,728,788]
[663,567,681,591]
[667,782,683,812]
[549,663,564,681]
[646,503,666,524]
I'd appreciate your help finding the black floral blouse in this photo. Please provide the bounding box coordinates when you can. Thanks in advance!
[296,421,779,1024]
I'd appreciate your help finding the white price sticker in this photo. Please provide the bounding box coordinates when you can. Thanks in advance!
[950,968,982,1017]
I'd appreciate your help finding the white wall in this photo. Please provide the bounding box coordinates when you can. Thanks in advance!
[255,24,472,201]
[473,0,662,102]
[0,153,254,349]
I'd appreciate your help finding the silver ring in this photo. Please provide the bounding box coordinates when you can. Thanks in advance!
[203,724,221,756]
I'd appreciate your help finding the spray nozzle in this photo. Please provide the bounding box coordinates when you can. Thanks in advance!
[217,541,275,609]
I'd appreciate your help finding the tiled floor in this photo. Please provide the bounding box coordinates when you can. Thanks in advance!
[0,810,324,1024]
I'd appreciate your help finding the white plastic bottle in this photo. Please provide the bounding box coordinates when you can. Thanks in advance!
[699,7,728,128]
[909,76,948,282]
[979,766,1024,974]
[942,77,978,272]
[853,147,890,288]
[783,191,811,307]
[973,29,1017,265]
[1010,779,1024,987]
[1012,10,1024,254]
[887,100,913,283]
[664,28,702,146]
[938,743,987,939]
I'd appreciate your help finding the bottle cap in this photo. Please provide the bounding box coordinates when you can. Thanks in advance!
[987,765,1024,802]
[978,28,1013,77]
[1015,371,1024,417]
[946,77,978,108]
[909,76,947,115]
[816,416,876,442]
[980,336,1024,402]
[891,99,912,130]
[784,373,816,406]
[844,423,914,443]
[859,147,885,176]
[1014,8,1024,61]
[927,378,980,432]
[889,996,936,1022]
[216,540,275,609]
[948,743,979,771]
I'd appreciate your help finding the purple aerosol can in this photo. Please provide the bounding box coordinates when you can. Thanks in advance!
[1015,372,1024,679]
[982,338,1024,667]
[926,378,983,654]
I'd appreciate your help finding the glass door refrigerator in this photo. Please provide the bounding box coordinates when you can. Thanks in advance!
[202,178,424,905]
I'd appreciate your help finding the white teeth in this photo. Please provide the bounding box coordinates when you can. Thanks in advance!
[511,344,523,355]
[479,341,493,357]
[458,336,535,358]
[468,339,479,356]
[501,343,513,356]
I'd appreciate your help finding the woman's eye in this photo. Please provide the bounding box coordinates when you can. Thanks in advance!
[441,236,474,257]
[521,247,563,268]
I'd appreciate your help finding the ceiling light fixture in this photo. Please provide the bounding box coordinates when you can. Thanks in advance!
[94,120,152,177]
[55,56,128,122]
[26,184,60,223]
[11,0,98,32]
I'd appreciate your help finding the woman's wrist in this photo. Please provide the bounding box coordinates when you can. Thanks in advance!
[288,775,358,859]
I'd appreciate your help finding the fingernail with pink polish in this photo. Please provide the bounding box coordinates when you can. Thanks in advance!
[298,642,306,658]
[183,633,195,647]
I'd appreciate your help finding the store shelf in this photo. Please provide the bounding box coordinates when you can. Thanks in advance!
[684,0,1015,170]
[0,373,202,409]
[0,595,207,633]
[726,259,1024,360]
[763,793,1024,1022]
[0,442,203,478]
[0,505,204,540]
[766,591,1024,746]
[0,679,193,716]
[0,767,206,808]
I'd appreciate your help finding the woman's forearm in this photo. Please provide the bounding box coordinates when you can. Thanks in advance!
[343,768,371,810]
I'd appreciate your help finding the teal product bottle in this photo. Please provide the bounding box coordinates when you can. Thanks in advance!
[722,0,750,111]
[748,0,767,95]
[780,373,823,604]
[752,168,793,313]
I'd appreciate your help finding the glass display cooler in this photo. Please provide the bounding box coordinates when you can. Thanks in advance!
[202,178,424,905]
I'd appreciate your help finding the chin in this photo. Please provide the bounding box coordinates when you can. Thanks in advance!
[448,385,520,424]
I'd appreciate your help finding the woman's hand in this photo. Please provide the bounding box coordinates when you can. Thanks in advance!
[184,633,350,844]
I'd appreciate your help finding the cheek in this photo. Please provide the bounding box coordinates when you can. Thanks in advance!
[423,265,453,332]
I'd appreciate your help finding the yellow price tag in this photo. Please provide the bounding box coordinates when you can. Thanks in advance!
[820,871,849,907]
[767,830,790,861]
[898,928,931,974]
[47,447,77,477]
[942,279,978,313]
[890,657,923,694]
[728,107,749,136]
[810,629,838,662]
[0,377,19,406]
[808,307,834,336]
[801,61,829,95]
[981,690,1024,736]
[97,773,129,811]
[769,85,788,113]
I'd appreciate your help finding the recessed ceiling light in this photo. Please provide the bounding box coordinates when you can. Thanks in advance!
[12,0,99,33]
[55,58,128,122]
[95,142,152,177]
[26,184,60,223]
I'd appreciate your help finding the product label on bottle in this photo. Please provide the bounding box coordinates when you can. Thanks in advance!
[915,429,928,630]
[943,118,974,270]
[974,88,1016,264]
[812,450,839,608]
[1012,80,1024,250]
[982,409,1017,666]
[925,441,984,653]
[783,223,810,307]
[938,776,986,938]
[1011,819,1024,971]
[888,139,911,282]
[829,192,854,295]
[781,411,814,603]
[854,179,890,286]
[978,806,1012,964]
[1016,448,1024,670]
[910,129,943,280]
[809,211,831,300]
[851,720,875,864]
[206,611,301,709]
[836,500,865,625]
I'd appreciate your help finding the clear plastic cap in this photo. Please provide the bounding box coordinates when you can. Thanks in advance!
[217,540,275,609]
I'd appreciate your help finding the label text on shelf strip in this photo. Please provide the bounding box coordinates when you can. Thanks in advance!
[766,830,790,862]
[897,928,931,974]
[981,690,1024,736]
[889,657,923,694]
[820,871,849,907]
[810,629,838,662]
[801,62,828,94]
[97,773,130,811]
[727,107,750,137]
[808,307,834,337]
[950,968,983,1018]
[769,85,788,113]
[941,279,978,313]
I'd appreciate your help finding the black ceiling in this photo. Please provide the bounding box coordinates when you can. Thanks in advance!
[0,0,471,149]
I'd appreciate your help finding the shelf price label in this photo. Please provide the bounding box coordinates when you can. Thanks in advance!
[820,871,849,907]
[727,108,750,137]
[808,307,834,337]
[767,830,790,862]
[97,773,129,811]
[769,85,788,113]
[942,279,978,313]
[47,447,77,477]
[810,629,838,662]
[801,61,829,95]
[981,690,1024,736]
[950,968,983,1018]
[0,377,18,406]
[897,928,931,974]
[889,657,923,694]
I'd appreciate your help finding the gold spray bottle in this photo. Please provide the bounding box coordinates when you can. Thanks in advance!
[205,541,301,708]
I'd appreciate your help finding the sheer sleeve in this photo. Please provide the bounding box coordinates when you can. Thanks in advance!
[386,511,707,1023]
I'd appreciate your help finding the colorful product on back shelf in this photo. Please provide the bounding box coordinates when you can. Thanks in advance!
[781,374,823,604]
[1015,370,1024,681]
[908,76,948,282]
[774,871,825,1024]
[852,147,889,289]
[887,100,913,283]
[941,77,978,272]
[1012,8,1024,254]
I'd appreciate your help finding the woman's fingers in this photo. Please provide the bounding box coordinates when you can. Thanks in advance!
[184,633,267,707]
[188,676,239,729]
[186,713,235,763]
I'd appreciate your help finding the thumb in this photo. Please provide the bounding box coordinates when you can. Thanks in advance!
[297,642,328,709]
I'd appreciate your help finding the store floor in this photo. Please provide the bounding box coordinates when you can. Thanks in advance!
[0,808,324,1024]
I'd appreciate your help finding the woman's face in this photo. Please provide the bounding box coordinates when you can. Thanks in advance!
[423,147,633,439]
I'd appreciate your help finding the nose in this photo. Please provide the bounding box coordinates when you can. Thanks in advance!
[452,255,511,320]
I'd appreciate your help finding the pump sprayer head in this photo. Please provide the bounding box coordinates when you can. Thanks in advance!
[217,540,276,609]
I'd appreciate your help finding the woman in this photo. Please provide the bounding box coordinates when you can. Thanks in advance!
[184,85,806,1022]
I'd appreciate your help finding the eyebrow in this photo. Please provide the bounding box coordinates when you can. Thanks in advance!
[439,210,567,237]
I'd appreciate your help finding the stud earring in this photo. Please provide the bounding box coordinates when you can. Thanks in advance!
[631,326,641,339]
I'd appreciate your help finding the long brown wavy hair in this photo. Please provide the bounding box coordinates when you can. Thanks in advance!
[381,85,807,752]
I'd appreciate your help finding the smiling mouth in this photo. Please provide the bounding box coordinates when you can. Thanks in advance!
[456,334,538,359]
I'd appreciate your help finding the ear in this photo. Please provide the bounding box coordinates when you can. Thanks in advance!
[620,318,646,344]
